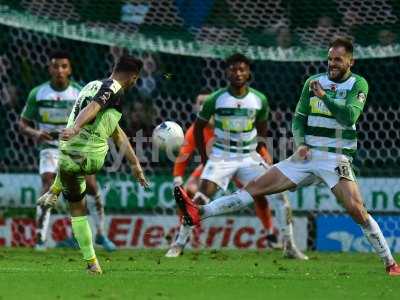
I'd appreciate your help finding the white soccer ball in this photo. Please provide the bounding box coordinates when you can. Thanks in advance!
[152,121,184,151]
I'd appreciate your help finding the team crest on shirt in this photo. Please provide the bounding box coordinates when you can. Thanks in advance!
[330,84,337,91]
[336,89,347,99]
[357,91,366,103]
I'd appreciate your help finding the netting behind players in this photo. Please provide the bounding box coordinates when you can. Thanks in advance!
[1,25,400,175]
[1,0,400,60]
[1,0,400,250]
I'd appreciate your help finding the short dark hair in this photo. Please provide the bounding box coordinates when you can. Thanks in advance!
[225,53,251,68]
[49,50,71,61]
[330,37,353,55]
[114,55,143,74]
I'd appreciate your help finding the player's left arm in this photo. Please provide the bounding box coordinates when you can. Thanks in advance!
[112,124,149,188]
[311,77,368,127]
[255,93,273,165]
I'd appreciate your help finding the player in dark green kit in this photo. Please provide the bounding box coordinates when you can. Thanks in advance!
[39,55,149,274]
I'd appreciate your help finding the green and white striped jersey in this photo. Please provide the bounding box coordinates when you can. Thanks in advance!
[21,80,82,148]
[295,73,368,157]
[198,87,269,154]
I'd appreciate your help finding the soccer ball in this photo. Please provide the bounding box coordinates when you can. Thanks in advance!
[152,121,184,151]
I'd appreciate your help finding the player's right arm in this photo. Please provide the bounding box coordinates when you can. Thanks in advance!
[195,93,216,164]
[112,124,149,188]
[310,76,368,127]
[19,87,53,142]
[292,77,312,159]
[61,101,102,140]
[61,79,122,140]
[255,92,273,165]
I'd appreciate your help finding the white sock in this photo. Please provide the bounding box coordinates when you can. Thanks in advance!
[361,214,395,266]
[87,194,105,236]
[269,192,295,245]
[175,224,191,246]
[36,206,51,242]
[202,189,253,219]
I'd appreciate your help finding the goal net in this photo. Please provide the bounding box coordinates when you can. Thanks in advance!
[0,0,400,251]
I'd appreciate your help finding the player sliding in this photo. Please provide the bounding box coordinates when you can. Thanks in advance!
[171,53,307,259]
[38,55,149,274]
[175,37,400,276]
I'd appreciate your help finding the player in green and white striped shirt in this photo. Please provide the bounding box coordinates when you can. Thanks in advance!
[171,53,307,260]
[174,38,400,276]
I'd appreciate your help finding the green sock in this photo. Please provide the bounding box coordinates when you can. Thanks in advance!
[71,216,96,261]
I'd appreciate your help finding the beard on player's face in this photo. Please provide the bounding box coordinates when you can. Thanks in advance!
[328,65,348,81]
[327,48,352,81]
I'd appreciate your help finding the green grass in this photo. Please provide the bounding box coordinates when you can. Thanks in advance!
[0,248,398,300]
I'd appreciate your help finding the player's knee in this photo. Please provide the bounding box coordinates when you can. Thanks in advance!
[63,190,87,203]
[69,200,87,217]
[245,180,266,198]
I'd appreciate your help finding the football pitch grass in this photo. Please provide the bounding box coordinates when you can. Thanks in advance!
[0,248,398,300]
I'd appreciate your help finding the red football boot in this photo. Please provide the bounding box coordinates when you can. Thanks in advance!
[386,263,400,276]
[174,186,200,226]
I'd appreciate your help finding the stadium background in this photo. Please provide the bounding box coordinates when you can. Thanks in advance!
[0,0,400,252]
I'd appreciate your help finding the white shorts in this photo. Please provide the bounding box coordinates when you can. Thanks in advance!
[201,152,269,191]
[39,148,59,175]
[275,149,356,189]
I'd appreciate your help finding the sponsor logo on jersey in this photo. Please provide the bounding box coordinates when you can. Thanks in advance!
[357,91,366,103]
[310,97,332,116]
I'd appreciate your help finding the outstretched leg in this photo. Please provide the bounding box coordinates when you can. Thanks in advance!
[200,167,296,219]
